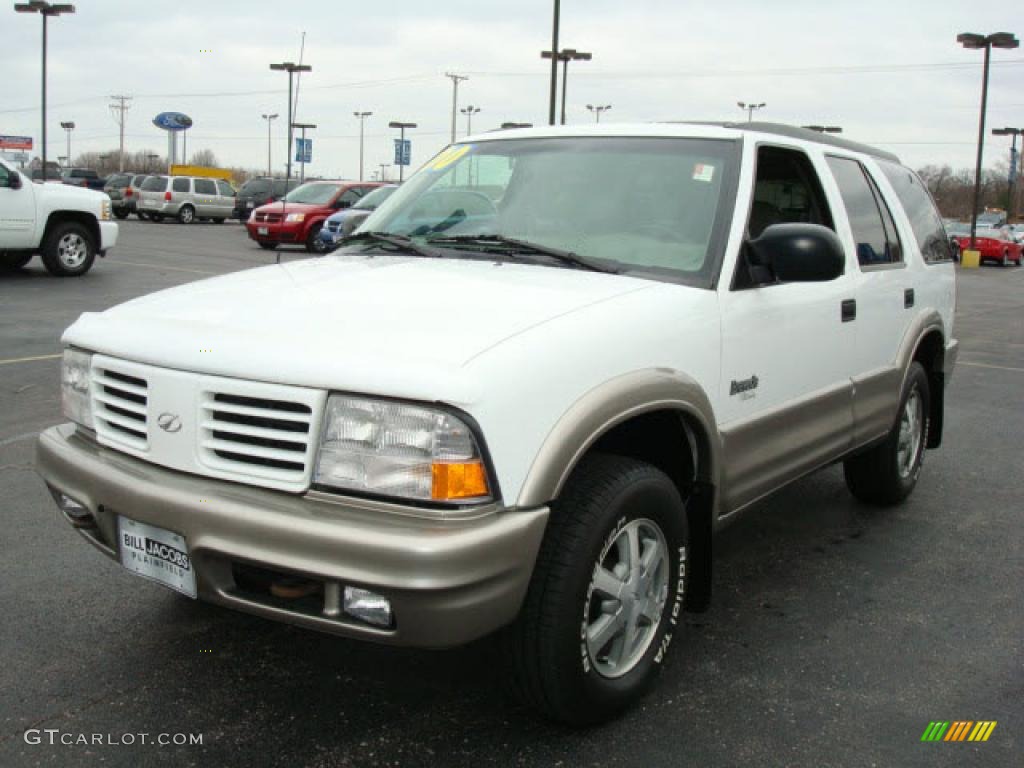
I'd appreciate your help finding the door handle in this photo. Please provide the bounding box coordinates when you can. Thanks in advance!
[904,288,915,308]
[841,299,857,322]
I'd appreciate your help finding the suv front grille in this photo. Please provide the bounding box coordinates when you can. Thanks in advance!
[255,212,283,223]
[199,392,314,481]
[92,367,149,450]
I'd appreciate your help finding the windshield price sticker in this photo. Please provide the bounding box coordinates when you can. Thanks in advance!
[692,163,715,183]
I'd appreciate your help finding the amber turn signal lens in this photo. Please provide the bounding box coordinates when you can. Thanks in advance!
[431,461,489,500]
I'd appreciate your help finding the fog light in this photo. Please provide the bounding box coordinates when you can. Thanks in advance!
[343,586,392,628]
[48,487,93,527]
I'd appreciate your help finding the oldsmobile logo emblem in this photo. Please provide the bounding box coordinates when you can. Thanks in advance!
[157,412,183,433]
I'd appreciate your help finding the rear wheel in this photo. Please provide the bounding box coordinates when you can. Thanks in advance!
[150,214,164,223]
[178,205,195,225]
[506,454,688,725]
[844,361,930,506]
[40,222,96,277]
[1,253,33,270]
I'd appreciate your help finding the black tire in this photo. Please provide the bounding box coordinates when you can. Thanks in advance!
[212,218,225,224]
[40,221,96,277]
[150,214,164,223]
[1,253,33,270]
[505,453,688,725]
[113,209,129,220]
[844,361,930,506]
[137,211,149,221]
[306,223,327,253]
[178,205,196,225]
[258,242,278,251]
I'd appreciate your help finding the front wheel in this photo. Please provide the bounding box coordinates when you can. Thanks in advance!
[40,222,96,277]
[178,205,195,225]
[506,454,688,725]
[844,361,930,506]
[306,223,327,253]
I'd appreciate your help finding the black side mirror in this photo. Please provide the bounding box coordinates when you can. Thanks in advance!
[6,172,22,190]
[746,223,845,283]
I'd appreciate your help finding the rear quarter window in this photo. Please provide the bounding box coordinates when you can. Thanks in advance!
[879,162,954,264]
[194,178,217,195]
[142,176,168,191]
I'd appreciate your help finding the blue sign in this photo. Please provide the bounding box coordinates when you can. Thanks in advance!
[295,138,312,163]
[394,139,411,166]
[152,112,193,132]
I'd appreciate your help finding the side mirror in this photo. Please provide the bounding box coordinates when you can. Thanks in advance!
[746,223,845,283]
[6,172,22,190]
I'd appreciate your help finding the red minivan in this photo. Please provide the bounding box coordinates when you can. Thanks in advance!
[245,180,382,252]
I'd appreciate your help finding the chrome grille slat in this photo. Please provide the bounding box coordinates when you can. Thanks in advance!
[94,374,147,397]
[92,364,149,450]
[94,392,147,416]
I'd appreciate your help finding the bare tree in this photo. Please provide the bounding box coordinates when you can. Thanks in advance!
[189,149,219,168]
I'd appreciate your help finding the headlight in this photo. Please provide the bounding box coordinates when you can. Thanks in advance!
[61,348,94,428]
[285,213,305,223]
[100,199,111,221]
[315,395,492,503]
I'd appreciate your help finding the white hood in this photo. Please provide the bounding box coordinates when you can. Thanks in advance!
[64,254,654,402]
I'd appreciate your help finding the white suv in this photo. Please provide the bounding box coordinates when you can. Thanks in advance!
[36,123,957,723]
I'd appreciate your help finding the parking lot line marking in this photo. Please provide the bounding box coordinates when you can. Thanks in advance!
[111,260,218,276]
[959,360,1024,373]
[0,353,61,366]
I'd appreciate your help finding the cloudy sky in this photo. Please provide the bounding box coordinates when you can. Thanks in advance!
[2,0,1022,179]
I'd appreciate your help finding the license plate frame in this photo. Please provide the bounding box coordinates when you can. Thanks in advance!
[117,516,197,599]
[258,226,269,235]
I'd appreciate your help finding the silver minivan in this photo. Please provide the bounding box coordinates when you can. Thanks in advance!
[137,175,236,224]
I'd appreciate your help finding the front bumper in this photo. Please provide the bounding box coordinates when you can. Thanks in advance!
[98,221,118,252]
[245,220,304,244]
[36,425,548,648]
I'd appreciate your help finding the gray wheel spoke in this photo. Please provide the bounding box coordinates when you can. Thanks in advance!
[587,610,625,652]
[626,524,642,581]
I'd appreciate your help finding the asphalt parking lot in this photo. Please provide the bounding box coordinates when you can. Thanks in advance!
[1,220,1021,767]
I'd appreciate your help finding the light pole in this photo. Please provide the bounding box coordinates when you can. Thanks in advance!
[59,120,74,165]
[547,0,560,125]
[959,32,1020,249]
[146,152,159,172]
[14,1,75,178]
[261,113,278,177]
[461,105,481,136]
[292,121,316,183]
[270,61,312,185]
[586,104,611,123]
[992,127,1024,222]
[802,125,842,134]
[737,101,766,122]
[444,73,469,143]
[379,164,388,182]
[541,48,592,125]
[388,121,416,183]
[354,111,372,181]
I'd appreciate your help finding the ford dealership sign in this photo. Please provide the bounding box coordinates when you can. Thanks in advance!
[152,112,193,132]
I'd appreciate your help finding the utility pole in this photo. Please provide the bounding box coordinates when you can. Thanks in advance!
[547,0,560,125]
[445,73,469,144]
[354,111,372,181]
[109,94,133,171]
[270,61,312,185]
[261,113,278,177]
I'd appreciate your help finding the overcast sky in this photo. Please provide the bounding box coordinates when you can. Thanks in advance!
[2,0,1022,179]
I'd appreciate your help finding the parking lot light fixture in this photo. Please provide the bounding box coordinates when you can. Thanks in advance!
[460,105,481,136]
[354,111,372,181]
[958,31,1020,248]
[586,104,611,123]
[15,1,75,180]
[260,113,278,177]
[738,101,766,122]
[388,121,417,182]
[59,120,74,164]
[542,48,592,125]
[269,61,312,185]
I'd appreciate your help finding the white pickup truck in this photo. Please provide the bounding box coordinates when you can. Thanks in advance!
[36,123,957,724]
[0,157,118,276]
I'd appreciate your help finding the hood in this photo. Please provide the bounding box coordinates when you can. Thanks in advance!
[253,201,326,216]
[64,255,655,402]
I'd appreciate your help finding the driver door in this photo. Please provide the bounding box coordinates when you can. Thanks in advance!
[0,165,36,249]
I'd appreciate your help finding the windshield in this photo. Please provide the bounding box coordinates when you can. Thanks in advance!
[241,179,271,196]
[356,137,739,283]
[284,182,341,205]
[353,185,396,210]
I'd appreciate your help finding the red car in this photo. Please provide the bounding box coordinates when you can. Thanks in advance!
[245,180,382,253]
[952,226,1023,266]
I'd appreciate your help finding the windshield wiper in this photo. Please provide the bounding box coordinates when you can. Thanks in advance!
[425,234,618,274]
[340,231,444,259]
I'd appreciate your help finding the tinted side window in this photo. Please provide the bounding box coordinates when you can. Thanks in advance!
[827,157,899,266]
[133,175,146,186]
[142,176,168,191]
[216,180,235,197]
[194,178,217,194]
[172,177,190,193]
[879,162,953,263]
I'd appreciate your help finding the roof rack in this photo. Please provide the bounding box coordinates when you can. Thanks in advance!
[671,121,900,164]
